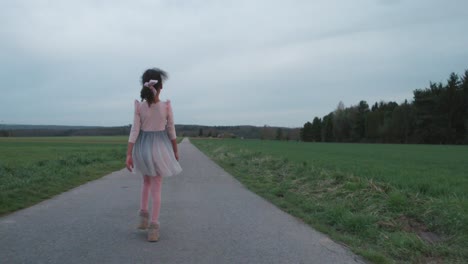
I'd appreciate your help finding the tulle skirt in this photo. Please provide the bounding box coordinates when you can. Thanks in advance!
[132,130,182,177]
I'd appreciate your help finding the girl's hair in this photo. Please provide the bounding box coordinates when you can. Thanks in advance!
[140,68,169,106]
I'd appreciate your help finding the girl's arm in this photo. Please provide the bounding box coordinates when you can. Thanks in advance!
[166,101,179,160]
[128,100,141,143]
[126,142,134,171]
[171,139,179,161]
[127,100,141,172]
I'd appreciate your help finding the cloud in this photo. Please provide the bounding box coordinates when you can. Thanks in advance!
[0,0,467,127]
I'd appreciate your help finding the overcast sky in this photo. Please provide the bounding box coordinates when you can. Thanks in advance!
[1,0,467,127]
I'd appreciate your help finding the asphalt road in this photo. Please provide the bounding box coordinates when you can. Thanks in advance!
[0,138,364,264]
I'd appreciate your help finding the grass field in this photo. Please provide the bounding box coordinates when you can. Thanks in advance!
[0,136,129,215]
[191,138,468,263]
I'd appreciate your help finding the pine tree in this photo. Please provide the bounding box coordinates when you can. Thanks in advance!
[300,122,314,142]
[461,70,468,143]
[276,128,283,140]
[357,100,369,140]
[445,73,461,143]
[311,117,322,142]
[321,113,334,142]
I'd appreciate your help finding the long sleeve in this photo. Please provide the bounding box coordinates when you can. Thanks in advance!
[128,100,141,143]
[166,100,177,140]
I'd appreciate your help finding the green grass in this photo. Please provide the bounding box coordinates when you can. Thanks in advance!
[194,139,468,197]
[191,138,468,263]
[0,136,128,215]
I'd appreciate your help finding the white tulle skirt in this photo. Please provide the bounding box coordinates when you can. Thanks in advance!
[132,130,182,177]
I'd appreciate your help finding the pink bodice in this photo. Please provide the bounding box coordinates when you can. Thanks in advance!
[128,100,177,143]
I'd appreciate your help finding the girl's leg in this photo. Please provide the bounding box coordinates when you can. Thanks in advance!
[149,175,163,223]
[140,175,151,212]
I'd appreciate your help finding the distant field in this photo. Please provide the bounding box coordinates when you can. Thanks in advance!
[0,136,128,215]
[192,138,468,263]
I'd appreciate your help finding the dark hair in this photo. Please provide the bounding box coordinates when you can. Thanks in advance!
[140,68,169,106]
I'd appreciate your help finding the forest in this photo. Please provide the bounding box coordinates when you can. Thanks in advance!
[300,70,468,144]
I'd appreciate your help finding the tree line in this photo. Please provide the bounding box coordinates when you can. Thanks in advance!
[181,125,301,141]
[0,126,132,137]
[0,124,302,140]
[300,70,468,144]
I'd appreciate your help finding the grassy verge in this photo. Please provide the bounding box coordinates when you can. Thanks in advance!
[0,136,127,215]
[191,138,468,263]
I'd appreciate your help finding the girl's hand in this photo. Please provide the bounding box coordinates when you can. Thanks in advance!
[174,152,179,161]
[126,155,134,172]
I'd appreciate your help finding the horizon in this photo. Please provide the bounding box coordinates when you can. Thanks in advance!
[0,89,445,128]
[0,123,302,129]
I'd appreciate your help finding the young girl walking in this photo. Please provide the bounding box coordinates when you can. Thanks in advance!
[126,68,182,242]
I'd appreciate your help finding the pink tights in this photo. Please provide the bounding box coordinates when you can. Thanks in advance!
[140,175,163,224]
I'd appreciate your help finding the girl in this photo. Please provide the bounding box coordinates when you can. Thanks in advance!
[126,68,182,242]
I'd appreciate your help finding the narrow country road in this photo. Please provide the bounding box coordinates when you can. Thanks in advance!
[0,138,364,264]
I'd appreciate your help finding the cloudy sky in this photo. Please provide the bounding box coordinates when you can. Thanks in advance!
[1,0,467,127]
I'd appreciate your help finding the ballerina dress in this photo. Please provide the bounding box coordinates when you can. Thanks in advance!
[128,99,182,177]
